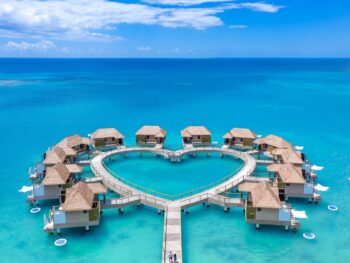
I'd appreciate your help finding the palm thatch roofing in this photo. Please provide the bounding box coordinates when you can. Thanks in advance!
[268,162,306,184]
[223,128,257,139]
[254,134,291,149]
[238,182,281,209]
[87,183,107,194]
[42,163,70,186]
[136,126,166,137]
[43,146,68,165]
[56,134,91,149]
[61,182,95,211]
[91,128,125,140]
[271,147,303,165]
[181,126,211,137]
[65,164,83,174]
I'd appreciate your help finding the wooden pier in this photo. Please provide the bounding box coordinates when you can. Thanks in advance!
[90,146,256,263]
[163,205,182,263]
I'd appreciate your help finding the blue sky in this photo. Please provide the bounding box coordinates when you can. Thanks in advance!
[0,0,349,57]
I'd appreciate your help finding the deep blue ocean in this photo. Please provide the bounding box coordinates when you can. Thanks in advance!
[0,59,349,262]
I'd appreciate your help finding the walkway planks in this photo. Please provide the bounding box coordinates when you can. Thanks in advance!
[89,146,257,263]
[163,205,182,263]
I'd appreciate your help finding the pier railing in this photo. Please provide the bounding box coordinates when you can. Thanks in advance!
[101,157,246,201]
[90,145,256,202]
[91,161,166,208]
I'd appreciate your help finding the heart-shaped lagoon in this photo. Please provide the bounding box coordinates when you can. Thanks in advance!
[103,152,243,198]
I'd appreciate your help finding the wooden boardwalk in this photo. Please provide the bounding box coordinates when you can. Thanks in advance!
[163,205,182,263]
[90,146,257,263]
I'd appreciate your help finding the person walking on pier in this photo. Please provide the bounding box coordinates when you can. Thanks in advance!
[168,251,173,263]
[174,253,177,263]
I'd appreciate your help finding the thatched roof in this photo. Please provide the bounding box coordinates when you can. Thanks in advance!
[238,182,281,209]
[91,128,125,140]
[268,163,306,184]
[43,146,67,165]
[271,147,303,165]
[254,134,291,149]
[42,163,70,186]
[61,147,78,156]
[65,164,83,174]
[136,126,166,137]
[56,134,91,148]
[87,183,107,194]
[61,182,95,211]
[181,126,211,137]
[223,128,257,139]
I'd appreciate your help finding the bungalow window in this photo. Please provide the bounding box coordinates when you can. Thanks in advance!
[83,210,87,213]
[197,136,200,140]
[104,138,107,142]
[240,138,243,142]
[257,208,262,211]
[146,136,150,140]
[286,183,290,186]
[111,137,115,141]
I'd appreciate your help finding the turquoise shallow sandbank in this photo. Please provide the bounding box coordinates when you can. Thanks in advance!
[0,59,349,262]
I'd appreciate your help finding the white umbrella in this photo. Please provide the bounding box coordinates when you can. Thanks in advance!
[314,183,329,192]
[292,210,308,219]
[311,165,324,171]
[294,145,304,151]
[19,185,33,193]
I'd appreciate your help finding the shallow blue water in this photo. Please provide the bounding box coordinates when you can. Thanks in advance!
[105,153,243,197]
[0,58,349,262]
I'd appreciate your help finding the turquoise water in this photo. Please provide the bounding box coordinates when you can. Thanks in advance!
[0,59,349,262]
[104,153,243,197]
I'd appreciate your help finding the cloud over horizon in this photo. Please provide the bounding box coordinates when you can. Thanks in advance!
[0,0,284,42]
[5,40,56,51]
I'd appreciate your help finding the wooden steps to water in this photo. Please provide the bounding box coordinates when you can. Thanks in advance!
[256,159,274,165]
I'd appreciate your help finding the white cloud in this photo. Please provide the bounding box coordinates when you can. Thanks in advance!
[238,3,284,13]
[142,0,232,6]
[0,0,283,41]
[229,24,247,29]
[138,46,152,52]
[0,0,224,40]
[5,40,56,51]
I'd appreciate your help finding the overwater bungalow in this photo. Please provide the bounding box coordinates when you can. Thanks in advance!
[91,128,125,148]
[268,163,320,203]
[181,126,211,146]
[56,134,91,154]
[223,128,257,149]
[254,134,291,152]
[43,146,77,166]
[136,125,166,147]
[27,163,82,204]
[30,146,77,181]
[271,147,304,166]
[44,182,107,233]
[239,181,300,230]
